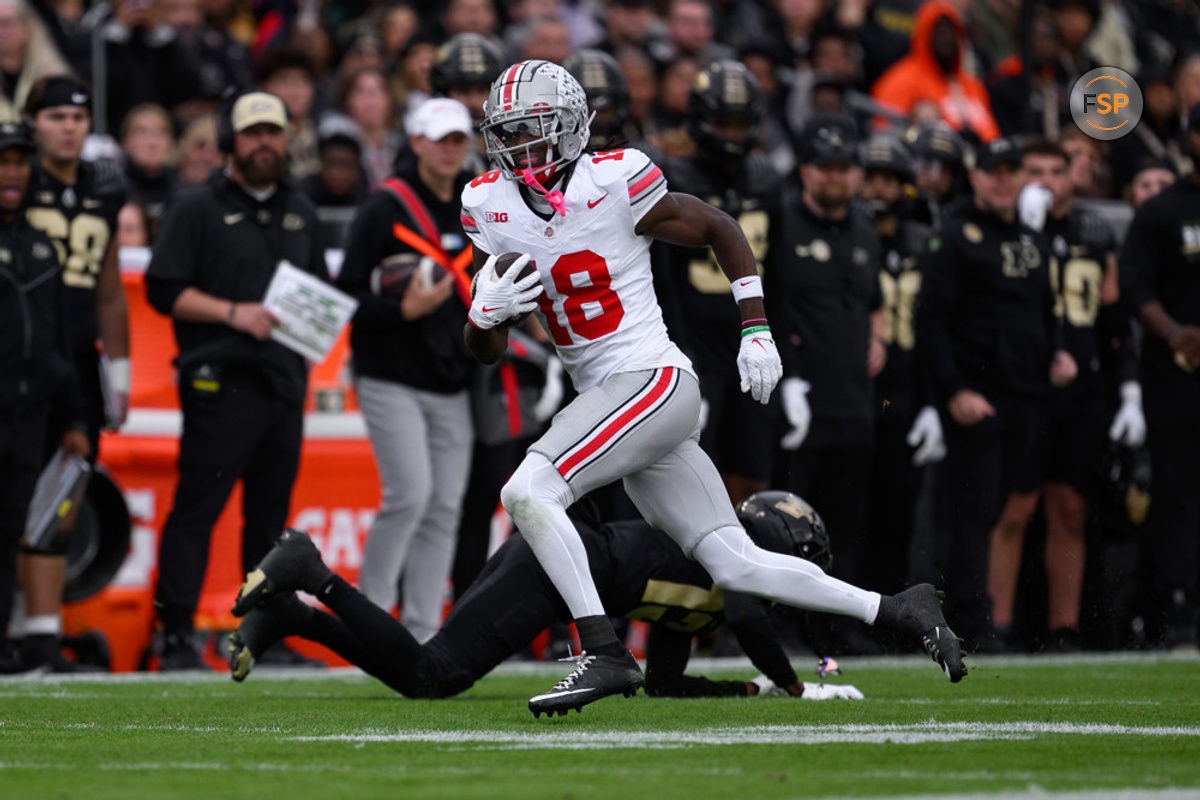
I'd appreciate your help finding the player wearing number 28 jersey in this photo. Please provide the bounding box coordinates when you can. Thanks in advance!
[462,60,966,718]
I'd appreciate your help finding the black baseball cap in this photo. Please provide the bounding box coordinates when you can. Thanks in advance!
[796,112,859,166]
[25,75,91,115]
[970,137,1022,171]
[0,121,34,153]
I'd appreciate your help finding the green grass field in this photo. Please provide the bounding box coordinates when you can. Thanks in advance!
[2,652,1199,799]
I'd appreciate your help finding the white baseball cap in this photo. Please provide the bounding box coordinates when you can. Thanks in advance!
[231,92,288,133]
[409,98,474,141]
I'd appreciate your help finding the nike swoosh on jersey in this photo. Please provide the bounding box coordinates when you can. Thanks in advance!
[587,193,608,208]
[529,688,598,701]
[224,213,244,225]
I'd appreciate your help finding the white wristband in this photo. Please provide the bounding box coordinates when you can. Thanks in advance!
[107,356,131,394]
[1119,381,1141,404]
[730,274,764,303]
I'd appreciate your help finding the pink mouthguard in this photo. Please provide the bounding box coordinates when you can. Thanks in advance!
[521,167,567,216]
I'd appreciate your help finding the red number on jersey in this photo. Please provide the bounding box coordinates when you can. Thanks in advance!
[591,150,625,163]
[470,170,501,188]
[539,250,625,346]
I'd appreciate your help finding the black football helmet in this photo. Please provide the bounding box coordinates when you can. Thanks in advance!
[859,134,914,182]
[904,121,964,169]
[687,59,765,161]
[563,49,631,151]
[430,33,504,96]
[736,491,832,572]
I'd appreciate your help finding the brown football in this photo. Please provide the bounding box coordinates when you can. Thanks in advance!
[494,251,537,282]
[370,253,445,297]
[486,252,537,327]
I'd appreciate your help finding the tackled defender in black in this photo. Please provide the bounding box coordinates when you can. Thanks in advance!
[227,492,959,710]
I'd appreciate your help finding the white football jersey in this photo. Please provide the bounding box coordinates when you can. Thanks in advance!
[461,149,694,392]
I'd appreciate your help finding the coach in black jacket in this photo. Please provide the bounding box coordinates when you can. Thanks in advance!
[145,92,329,669]
[0,122,88,672]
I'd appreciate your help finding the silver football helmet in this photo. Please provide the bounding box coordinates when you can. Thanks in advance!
[482,59,594,181]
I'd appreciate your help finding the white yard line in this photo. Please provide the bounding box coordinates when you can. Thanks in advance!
[0,651,1195,687]
[285,721,1200,749]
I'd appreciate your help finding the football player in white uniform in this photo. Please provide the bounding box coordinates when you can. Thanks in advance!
[461,60,967,717]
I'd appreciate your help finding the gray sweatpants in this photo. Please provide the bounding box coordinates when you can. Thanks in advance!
[355,375,473,642]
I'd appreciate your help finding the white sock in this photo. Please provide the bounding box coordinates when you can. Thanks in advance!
[500,453,606,619]
[693,525,881,623]
[23,614,62,637]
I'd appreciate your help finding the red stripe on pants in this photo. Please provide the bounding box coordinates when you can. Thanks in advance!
[556,368,674,478]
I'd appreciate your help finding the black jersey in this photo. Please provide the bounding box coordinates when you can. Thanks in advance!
[1119,178,1200,424]
[1043,207,1117,382]
[26,159,125,354]
[767,182,885,425]
[875,218,931,424]
[917,201,1058,403]
[658,154,781,375]
[432,515,799,698]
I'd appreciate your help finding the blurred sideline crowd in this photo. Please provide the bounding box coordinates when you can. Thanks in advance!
[3,0,1200,672]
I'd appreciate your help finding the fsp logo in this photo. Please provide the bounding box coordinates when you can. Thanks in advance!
[485,211,508,223]
[1070,67,1143,141]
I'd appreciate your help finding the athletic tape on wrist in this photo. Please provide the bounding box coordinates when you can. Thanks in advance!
[730,274,764,303]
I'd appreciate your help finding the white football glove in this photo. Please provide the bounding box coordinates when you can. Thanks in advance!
[1018,182,1053,232]
[800,682,865,700]
[467,253,543,330]
[906,405,947,466]
[737,328,783,404]
[779,377,811,450]
[750,674,864,700]
[104,355,130,430]
[749,673,789,698]
[1109,381,1146,447]
[532,355,564,423]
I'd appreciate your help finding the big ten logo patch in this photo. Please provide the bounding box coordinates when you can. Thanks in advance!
[290,507,377,571]
[485,211,508,223]
[1070,67,1143,141]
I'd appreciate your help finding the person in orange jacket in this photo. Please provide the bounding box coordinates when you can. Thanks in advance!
[870,0,1000,144]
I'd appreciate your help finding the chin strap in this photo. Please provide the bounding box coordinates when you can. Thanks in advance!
[521,167,568,216]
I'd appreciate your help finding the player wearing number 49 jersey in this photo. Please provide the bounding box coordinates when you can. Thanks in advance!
[462,59,966,718]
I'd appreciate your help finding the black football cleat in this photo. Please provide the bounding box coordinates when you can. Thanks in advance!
[228,593,314,682]
[528,650,643,718]
[232,528,332,617]
[877,583,967,683]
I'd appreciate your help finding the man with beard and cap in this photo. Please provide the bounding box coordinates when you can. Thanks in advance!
[657,59,782,504]
[767,111,887,653]
[0,120,90,673]
[857,133,943,600]
[1119,103,1200,650]
[144,91,331,670]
